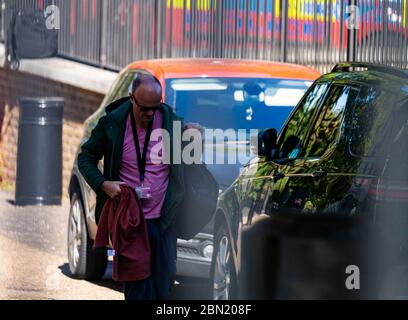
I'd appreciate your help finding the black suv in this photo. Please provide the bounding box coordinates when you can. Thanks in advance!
[212,63,408,299]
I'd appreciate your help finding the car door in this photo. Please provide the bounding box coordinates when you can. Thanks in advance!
[234,81,330,297]
[244,82,330,221]
[275,83,360,214]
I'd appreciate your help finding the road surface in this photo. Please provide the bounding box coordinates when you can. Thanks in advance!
[0,190,210,300]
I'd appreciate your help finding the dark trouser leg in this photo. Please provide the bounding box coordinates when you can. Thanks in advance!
[123,219,159,300]
[123,276,154,300]
[123,220,177,300]
[154,222,177,299]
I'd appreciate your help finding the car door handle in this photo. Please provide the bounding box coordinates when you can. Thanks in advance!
[272,172,285,182]
[312,169,327,178]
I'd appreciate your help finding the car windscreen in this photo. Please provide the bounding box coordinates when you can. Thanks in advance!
[164,77,312,132]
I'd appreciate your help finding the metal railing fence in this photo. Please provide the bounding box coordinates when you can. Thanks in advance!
[1,0,407,73]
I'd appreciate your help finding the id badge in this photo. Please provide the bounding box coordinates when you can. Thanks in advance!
[135,185,152,199]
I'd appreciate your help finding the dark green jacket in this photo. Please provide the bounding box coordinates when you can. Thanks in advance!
[77,99,185,233]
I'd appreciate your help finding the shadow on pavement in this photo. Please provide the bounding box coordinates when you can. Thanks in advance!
[59,262,211,299]
[172,276,212,300]
[59,262,124,294]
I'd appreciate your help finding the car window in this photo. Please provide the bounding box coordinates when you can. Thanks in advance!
[164,77,312,132]
[347,85,380,157]
[111,71,139,101]
[277,83,329,160]
[303,85,358,158]
[94,71,128,112]
[352,96,408,179]
[82,71,134,136]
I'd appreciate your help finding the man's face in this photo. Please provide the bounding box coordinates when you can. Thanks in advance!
[130,84,162,127]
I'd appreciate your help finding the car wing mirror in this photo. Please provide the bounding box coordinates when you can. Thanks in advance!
[250,128,277,160]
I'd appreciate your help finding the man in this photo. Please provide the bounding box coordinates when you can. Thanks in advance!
[78,74,192,300]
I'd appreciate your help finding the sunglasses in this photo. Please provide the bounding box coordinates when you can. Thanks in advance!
[130,93,162,112]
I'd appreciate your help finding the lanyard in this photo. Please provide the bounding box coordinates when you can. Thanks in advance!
[130,113,154,185]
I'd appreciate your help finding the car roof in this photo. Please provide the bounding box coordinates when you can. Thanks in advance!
[318,63,408,87]
[125,58,321,81]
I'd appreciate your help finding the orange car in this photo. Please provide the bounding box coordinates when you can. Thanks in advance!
[67,59,320,281]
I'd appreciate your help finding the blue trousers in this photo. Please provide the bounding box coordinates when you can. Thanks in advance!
[123,219,177,300]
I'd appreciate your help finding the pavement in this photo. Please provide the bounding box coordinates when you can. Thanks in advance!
[0,189,211,300]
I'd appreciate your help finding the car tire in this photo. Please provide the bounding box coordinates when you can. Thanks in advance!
[67,191,107,280]
[210,223,237,300]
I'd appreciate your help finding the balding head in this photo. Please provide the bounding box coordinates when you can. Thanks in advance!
[129,74,163,128]
[131,74,162,97]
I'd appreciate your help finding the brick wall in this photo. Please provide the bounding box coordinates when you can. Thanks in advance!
[0,67,104,198]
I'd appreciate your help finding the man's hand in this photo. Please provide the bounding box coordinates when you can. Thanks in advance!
[101,181,127,199]
[183,122,203,133]
[183,122,203,141]
[183,122,204,162]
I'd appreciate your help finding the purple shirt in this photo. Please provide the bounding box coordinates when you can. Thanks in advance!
[118,111,169,220]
